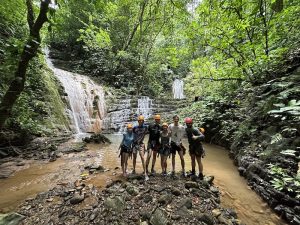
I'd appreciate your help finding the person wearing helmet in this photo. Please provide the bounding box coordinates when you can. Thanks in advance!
[160,122,171,176]
[132,115,149,181]
[118,123,134,177]
[169,115,186,177]
[146,114,162,175]
[185,117,205,179]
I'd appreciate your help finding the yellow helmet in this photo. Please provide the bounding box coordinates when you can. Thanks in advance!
[162,122,168,128]
[154,114,161,120]
[138,115,144,121]
[199,127,205,133]
[127,123,133,129]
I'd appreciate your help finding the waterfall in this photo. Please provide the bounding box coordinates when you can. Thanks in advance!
[136,96,153,119]
[103,98,132,133]
[172,79,185,99]
[45,50,106,134]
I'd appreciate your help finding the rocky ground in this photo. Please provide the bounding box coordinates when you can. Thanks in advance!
[12,173,240,225]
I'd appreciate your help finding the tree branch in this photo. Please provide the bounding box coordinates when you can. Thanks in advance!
[0,0,51,129]
[26,0,35,32]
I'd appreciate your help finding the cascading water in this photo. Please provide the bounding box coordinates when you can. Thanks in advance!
[45,50,106,134]
[172,79,185,99]
[136,96,153,119]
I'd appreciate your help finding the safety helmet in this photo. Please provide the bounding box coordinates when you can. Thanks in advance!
[185,117,193,124]
[199,127,205,133]
[127,123,133,129]
[154,114,161,120]
[162,122,168,127]
[138,115,144,121]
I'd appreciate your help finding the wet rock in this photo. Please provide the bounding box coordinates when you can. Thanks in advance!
[126,186,139,196]
[210,186,219,194]
[140,211,151,221]
[0,213,25,225]
[185,181,199,189]
[171,214,181,220]
[158,194,172,205]
[104,196,125,212]
[218,214,233,225]
[150,208,168,225]
[179,198,192,209]
[195,212,215,225]
[69,193,85,204]
[204,175,214,185]
[171,187,181,196]
[16,162,25,166]
[143,194,153,203]
[83,134,111,144]
[212,208,222,217]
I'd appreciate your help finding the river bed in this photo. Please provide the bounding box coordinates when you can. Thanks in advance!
[0,134,285,224]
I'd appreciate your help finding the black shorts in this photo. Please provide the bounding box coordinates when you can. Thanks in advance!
[189,145,203,157]
[121,145,132,154]
[147,140,160,151]
[170,142,183,155]
[159,145,171,156]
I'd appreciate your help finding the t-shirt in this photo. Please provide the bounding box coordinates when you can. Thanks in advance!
[133,124,148,144]
[185,127,205,147]
[168,124,185,145]
[148,123,161,142]
[122,132,134,148]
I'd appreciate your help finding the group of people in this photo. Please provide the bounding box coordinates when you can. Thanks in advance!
[118,114,205,181]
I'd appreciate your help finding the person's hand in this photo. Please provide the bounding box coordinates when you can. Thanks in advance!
[192,135,198,140]
[202,150,206,158]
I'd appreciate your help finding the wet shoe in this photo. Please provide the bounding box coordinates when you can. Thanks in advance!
[198,173,204,180]
[151,169,156,175]
[171,171,175,176]
[181,172,186,178]
[131,170,136,175]
[186,171,195,177]
[145,175,149,181]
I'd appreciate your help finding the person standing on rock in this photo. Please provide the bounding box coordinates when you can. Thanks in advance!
[146,114,162,175]
[169,115,186,177]
[132,115,149,181]
[160,122,171,176]
[185,117,205,179]
[118,123,134,177]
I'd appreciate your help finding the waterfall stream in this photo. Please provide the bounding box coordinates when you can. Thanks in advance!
[45,50,106,134]
[172,79,185,99]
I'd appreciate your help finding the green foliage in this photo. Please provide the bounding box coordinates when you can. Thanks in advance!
[267,163,300,198]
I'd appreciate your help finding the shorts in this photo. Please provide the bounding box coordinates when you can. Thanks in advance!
[121,145,132,154]
[189,145,204,157]
[147,140,160,152]
[159,145,171,156]
[132,143,145,154]
[170,142,185,155]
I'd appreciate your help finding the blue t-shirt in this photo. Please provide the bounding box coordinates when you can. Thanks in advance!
[122,132,134,148]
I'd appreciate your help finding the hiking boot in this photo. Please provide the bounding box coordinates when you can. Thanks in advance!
[181,172,186,178]
[187,171,195,177]
[198,173,204,180]
[151,169,156,175]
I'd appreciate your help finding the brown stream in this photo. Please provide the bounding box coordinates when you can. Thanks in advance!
[0,134,286,225]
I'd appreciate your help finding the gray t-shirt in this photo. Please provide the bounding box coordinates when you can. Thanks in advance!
[168,123,185,145]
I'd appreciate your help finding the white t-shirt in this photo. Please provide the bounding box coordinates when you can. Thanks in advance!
[168,123,185,145]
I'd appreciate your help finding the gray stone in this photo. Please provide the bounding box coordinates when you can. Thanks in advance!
[126,186,139,196]
[179,198,192,209]
[150,208,168,225]
[185,181,199,189]
[0,213,25,225]
[171,214,181,220]
[195,212,215,225]
[69,194,85,204]
[0,169,14,179]
[171,187,181,196]
[158,194,172,205]
[143,194,153,203]
[104,196,125,212]
[204,175,214,185]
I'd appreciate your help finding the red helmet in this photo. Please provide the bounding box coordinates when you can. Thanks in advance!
[185,117,193,124]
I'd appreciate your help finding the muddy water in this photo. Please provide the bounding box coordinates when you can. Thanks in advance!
[0,134,285,224]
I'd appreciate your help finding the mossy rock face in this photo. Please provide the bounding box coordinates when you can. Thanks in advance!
[82,134,111,144]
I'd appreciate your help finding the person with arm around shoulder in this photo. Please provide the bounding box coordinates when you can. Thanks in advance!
[132,115,149,181]
[118,123,134,177]
[185,117,205,179]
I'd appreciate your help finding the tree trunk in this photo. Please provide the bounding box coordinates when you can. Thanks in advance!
[0,0,50,129]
